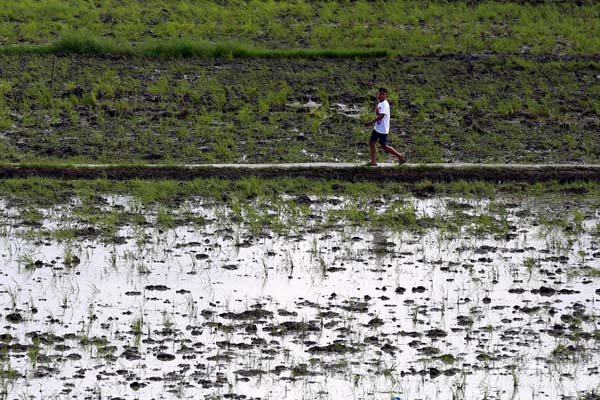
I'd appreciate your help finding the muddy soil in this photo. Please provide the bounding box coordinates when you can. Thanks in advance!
[1,164,600,183]
[0,55,598,164]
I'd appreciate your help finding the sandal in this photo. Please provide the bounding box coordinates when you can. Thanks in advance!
[398,153,406,164]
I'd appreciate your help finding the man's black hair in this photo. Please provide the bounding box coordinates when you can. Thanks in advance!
[379,88,388,94]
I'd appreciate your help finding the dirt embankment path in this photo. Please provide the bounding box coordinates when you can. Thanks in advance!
[2,163,600,182]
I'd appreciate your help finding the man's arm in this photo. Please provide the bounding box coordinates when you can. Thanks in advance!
[364,112,385,127]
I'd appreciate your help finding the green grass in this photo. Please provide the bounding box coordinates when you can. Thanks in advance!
[0,1,599,56]
[1,177,599,207]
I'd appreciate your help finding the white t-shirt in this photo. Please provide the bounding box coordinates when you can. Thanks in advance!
[374,100,390,134]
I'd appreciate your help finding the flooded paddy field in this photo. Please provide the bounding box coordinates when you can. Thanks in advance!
[1,178,600,400]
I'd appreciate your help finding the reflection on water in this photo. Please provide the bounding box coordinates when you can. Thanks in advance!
[1,195,599,399]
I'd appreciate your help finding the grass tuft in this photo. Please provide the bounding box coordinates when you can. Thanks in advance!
[50,33,125,55]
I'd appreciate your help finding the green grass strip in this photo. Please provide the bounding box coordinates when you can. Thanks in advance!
[0,34,390,59]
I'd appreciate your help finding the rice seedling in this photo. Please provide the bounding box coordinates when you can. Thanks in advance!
[60,294,68,311]
[132,316,144,347]
[6,286,18,310]
[0,363,18,397]
[27,336,40,369]
[318,256,327,279]
[573,209,585,236]
[185,294,198,321]
[162,311,175,333]
[63,246,80,269]
[106,251,118,270]
[523,257,540,277]
[92,384,102,399]
[136,262,151,275]
[18,208,43,227]
[17,254,37,271]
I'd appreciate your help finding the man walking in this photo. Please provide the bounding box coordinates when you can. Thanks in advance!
[364,88,406,166]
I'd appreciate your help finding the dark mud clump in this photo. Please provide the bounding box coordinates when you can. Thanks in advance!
[220,308,274,321]
[307,341,360,354]
[265,321,321,336]
[6,313,24,323]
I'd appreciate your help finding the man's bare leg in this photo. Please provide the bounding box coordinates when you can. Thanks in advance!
[369,141,377,165]
[381,144,406,162]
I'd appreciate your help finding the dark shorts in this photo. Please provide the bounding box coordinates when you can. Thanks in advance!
[370,130,388,145]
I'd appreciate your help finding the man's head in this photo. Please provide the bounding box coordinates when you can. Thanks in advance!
[378,88,388,102]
